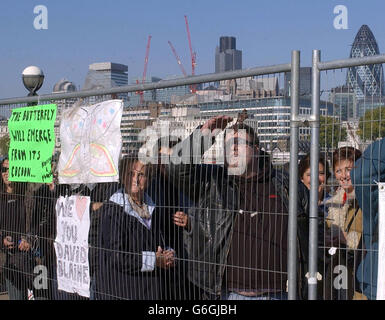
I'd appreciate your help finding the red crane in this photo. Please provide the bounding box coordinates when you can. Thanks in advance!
[168,40,188,77]
[168,40,197,93]
[142,35,152,84]
[184,15,197,93]
[136,35,152,104]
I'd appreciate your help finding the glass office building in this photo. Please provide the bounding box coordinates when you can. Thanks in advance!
[346,25,384,99]
[195,97,328,149]
[128,75,190,106]
[328,85,357,121]
[215,36,242,73]
[82,62,129,102]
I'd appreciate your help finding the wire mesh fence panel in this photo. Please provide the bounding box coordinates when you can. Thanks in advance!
[0,66,302,300]
[314,59,385,300]
[1,52,384,301]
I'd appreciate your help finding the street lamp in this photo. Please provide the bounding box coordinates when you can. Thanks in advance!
[22,66,44,97]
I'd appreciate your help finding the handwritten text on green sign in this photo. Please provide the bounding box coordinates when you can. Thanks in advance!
[8,104,57,183]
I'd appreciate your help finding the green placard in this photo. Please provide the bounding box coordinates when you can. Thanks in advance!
[8,104,57,183]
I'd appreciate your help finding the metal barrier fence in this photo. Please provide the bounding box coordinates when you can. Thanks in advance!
[306,50,385,300]
[0,54,300,300]
[0,50,383,300]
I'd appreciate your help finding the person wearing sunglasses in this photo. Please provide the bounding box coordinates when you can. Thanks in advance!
[0,157,30,300]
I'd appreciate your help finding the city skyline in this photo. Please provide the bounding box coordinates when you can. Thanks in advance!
[1,1,385,98]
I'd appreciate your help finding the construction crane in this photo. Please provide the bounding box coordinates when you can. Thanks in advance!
[168,40,198,93]
[168,41,196,93]
[168,40,188,77]
[136,35,152,105]
[184,15,197,93]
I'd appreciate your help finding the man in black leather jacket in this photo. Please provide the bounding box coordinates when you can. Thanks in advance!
[165,116,310,300]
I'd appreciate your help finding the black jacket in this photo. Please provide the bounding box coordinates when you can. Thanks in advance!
[95,191,166,300]
[29,184,69,259]
[166,131,310,299]
[0,191,29,288]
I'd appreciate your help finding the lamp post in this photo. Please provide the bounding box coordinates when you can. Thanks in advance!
[22,66,44,105]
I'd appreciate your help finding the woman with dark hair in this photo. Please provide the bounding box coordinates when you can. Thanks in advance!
[95,154,175,300]
[325,146,365,300]
[298,152,331,206]
[298,152,334,299]
[0,157,30,300]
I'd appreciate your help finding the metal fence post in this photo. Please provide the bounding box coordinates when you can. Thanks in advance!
[288,50,300,300]
[308,49,321,300]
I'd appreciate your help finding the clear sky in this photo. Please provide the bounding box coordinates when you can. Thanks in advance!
[1,0,385,98]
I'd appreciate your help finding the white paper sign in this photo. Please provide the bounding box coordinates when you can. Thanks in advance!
[54,195,91,298]
[376,183,385,300]
[58,99,123,184]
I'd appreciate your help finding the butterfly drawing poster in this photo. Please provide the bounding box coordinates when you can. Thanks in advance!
[58,99,123,184]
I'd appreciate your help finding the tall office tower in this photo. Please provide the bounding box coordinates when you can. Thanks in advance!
[83,62,129,101]
[284,67,312,97]
[83,62,128,89]
[346,25,384,99]
[328,85,357,121]
[215,36,242,73]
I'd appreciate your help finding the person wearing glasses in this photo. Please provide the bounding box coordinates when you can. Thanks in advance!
[168,116,309,300]
[325,146,364,300]
[95,154,175,300]
[0,157,30,300]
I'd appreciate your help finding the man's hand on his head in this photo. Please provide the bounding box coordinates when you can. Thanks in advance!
[201,116,233,133]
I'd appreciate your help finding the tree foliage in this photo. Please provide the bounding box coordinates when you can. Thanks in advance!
[319,116,347,149]
[358,106,385,141]
[0,134,10,157]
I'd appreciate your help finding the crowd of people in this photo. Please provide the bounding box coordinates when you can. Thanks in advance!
[0,115,384,300]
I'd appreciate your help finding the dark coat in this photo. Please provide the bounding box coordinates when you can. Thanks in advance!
[147,170,193,300]
[174,164,239,297]
[0,191,29,289]
[167,131,309,299]
[351,137,385,300]
[148,169,192,257]
[95,191,166,300]
[88,182,120,277]
[30,184,70,258]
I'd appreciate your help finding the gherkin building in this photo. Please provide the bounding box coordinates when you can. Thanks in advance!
[346,25,384,99]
